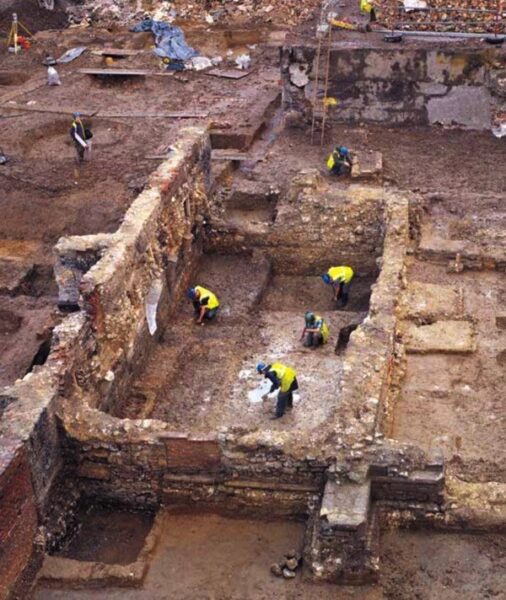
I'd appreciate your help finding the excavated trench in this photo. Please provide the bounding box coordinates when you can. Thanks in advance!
[108,176,377,434]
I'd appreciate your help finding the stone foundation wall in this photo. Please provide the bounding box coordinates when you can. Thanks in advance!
[207,177,385,276]
[54,126,212,414]
[282,45,505,129]
[0,127,212,598]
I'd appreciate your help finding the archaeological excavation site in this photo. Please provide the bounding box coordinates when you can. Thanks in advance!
[0,0,505,598]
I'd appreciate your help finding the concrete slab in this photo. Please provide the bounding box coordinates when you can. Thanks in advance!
[320,479,371,530]
[404,320,476,354]
[404,281,464,321]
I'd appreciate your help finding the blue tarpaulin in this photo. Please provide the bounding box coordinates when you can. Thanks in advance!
[130,19,198,61]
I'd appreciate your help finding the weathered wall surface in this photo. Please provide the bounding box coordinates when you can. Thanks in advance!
[54,126,212,415]
[0,126,212,598]
[207,174,385,275]
[282,45,505,129]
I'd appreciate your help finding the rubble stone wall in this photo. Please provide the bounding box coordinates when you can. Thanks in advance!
[0,127,211,598]
[55,126,212,415]
[282,45,505,129]
[207,178,385,276]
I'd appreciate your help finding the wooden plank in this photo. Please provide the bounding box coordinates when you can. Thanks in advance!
[96,48,141,57]
[211,149,250,161]
[0,104,207,119]
[78,68,149,77]
[98,110,209,119]
[204,68,252,80]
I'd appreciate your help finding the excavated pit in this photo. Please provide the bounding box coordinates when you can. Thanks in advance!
[1,5,505,599]
[53,503,155,566]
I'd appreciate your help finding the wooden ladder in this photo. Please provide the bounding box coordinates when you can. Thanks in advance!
[310,24,333,146]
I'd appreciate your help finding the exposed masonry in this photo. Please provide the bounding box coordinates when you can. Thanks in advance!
[281,45,506,130]
[0,126,450,598]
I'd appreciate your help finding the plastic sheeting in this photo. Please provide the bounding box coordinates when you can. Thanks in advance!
[130,19,198,61]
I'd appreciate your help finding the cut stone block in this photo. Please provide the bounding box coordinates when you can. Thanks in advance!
[320,479,371,530]
[351,150,382,180]
[404,281,463,320]
[404,320,475,354]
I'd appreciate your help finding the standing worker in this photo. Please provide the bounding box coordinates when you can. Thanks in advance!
[300,311,329,348]
[256,361,298,420]
[187,285,220,324]
[326,146,352,177]
[322,265,354,307]
[360,0,377,26]
[70,112,92,163]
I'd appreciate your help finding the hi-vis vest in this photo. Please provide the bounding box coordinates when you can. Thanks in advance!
[327,152,336,171]
[314,315,329,344]
[270,363,297,392]
[360,0,373,13]
[270,362,297,393]
[328,266,354,284]
[195,285,220,310]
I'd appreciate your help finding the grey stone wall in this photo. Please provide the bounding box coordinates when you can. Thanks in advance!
[282,45,505,129]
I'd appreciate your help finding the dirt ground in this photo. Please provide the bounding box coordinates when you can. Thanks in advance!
[33,512,506,600]
[118,253,370,435]
[56,505,155,565]
[393,257,506,484]
[35,512,377,600]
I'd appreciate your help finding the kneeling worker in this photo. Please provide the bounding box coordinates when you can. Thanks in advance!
[187,285,220,324]
[327,146,352,177]
[256,361,298,420]
[322,265,354,307]
[300,311,329,348]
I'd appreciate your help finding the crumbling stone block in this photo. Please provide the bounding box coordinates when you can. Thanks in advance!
[351,150,383,180]
[404,320,476,354]
[403,281,463,321]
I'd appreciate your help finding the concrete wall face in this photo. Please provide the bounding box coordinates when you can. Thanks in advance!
[282,46,505,129]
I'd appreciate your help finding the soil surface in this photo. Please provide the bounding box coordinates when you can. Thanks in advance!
[380,530,506,600]
[116,252,370,437]
[34,512,381,600]
[33,514,506,600]
[56,505,155,565]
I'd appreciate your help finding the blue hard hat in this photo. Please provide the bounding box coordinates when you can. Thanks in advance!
[305,311,315,323]
[256,362,267,373]
[322,273,331,284]
[73,112,81,118]
[187,287,197,300]
[338,146,349,155]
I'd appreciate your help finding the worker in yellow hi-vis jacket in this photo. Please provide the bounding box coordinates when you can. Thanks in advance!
[322,265,354,308]
[187,285,220,324]
[256,361,298,420]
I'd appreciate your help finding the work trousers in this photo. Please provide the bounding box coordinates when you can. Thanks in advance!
[193,301,218,320]
[275,378,298,418]
[74,141,85,162]
[335,280,352,307]
[303,332,323,347]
